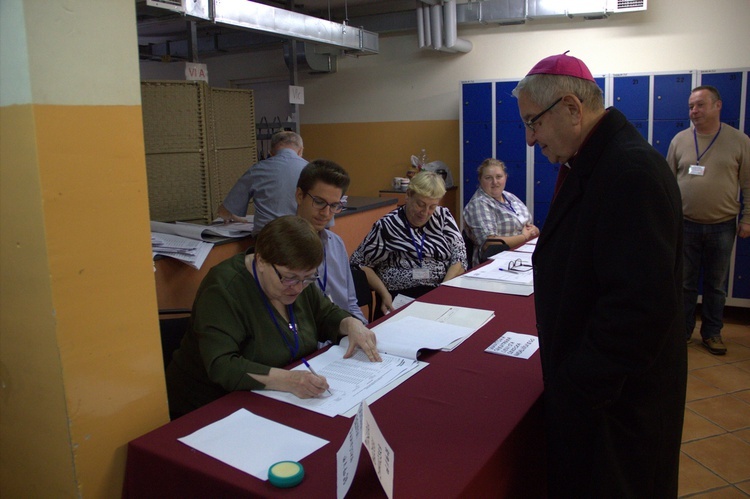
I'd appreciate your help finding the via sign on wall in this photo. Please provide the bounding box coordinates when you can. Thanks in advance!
[185,63,208,82]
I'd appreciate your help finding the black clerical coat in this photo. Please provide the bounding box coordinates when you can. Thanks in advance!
[533,108,687,497]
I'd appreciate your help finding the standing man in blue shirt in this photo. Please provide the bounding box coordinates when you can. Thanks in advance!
[218,131,307,235]
[295,160,368,323]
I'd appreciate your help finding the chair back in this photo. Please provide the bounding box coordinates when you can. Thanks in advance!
[350,265,374,323]
[462,229,476,269]
[159,309,191,370]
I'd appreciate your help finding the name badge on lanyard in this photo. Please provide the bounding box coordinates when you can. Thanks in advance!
[412,268,430,280]
[690,125,720,177]
[688,165,705,176]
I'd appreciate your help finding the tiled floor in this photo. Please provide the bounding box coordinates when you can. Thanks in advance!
[680,306,750,497]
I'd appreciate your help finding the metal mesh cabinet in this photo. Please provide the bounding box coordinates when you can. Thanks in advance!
[141,81,256,223]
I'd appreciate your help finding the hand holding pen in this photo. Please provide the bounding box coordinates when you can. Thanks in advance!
[302,358,332,396]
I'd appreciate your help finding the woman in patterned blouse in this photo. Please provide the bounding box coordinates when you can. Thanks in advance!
[350,171,467,318]
[463,158,539,267]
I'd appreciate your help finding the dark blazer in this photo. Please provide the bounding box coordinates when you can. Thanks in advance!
[533,108,687,497]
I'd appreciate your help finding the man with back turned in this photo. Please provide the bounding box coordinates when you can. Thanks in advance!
[513,52,686,497]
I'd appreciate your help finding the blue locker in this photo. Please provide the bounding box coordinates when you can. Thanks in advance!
[462,82,492,122]
[613,75,650,121]
[701,72,742,121]
[534,163,560,204]
[462,121,491,207]
[534,201,550,228]
[463,122,492,162]
[496,121,527,163]
[595,77,606,109]
[495,81,520,121]
[652,119,690,158]
[504,161,526,204]
[654,74,692,120]
[631,120,649,141]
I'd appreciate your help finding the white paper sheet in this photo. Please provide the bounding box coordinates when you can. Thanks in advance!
[177,408,328,481]
[152,232,213,269]
[376,301,495,350]
[255,346,426,417]
[485,332,539,359]
[369,316,474,359]
[441,274,534,296]
[464,266,533,285]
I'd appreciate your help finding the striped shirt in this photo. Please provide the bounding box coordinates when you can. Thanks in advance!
[350,206,467,292]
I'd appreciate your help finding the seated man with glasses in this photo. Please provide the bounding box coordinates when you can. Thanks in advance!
[165,215,381,419]
[295,159,368,323]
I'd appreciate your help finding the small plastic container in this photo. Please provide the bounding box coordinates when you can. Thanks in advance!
[268,461,304,488]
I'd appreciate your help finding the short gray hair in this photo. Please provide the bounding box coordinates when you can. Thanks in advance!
[408,171,446,199]
[271,131,303,151]
[513,74,604,112]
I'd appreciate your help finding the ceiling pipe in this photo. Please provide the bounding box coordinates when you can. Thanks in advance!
[417,0,472,53]
[443,0,472,52]
[430,4,443,50]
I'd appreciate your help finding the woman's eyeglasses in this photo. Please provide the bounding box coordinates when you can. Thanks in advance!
[305,192,346,213]
[271,264,319,287]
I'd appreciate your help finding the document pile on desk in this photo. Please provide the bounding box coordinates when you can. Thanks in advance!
[256,302,494,418]
[151,220,254,242]
[443,250,535,296]
[150,220,254,269]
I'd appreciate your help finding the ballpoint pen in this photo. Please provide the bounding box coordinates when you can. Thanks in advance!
[301,358,332,396]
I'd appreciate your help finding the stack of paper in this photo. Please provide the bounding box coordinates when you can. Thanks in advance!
[151,220,253,242]
[152,232,214,270]
[375,301,495,351]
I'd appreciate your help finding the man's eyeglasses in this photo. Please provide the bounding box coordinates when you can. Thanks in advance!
[305,192,346,213]
[271,264,319,287]
[523,97,563,134]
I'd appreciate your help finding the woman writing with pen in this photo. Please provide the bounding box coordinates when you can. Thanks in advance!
[165,215,381,420]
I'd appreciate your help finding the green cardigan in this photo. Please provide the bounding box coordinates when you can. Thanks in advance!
[166,252,351,417]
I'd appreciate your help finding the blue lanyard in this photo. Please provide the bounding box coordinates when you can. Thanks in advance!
[408,226,425,267]
[316,244,328,293]
[693,125,721,165]
[498,197,517,215]
[252,259,299,362]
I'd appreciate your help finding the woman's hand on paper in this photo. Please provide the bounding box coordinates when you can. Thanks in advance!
[340,317,381,362]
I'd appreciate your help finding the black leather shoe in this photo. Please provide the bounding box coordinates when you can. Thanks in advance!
[702,337,727,355]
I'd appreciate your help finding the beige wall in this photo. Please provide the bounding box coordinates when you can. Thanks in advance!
[1,1,167,497]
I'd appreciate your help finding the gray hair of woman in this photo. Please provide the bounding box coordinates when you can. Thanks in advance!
[255,215,323,270]
[407,170,446,199]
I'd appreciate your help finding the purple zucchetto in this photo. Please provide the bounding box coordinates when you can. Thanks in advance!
[526,51,595,82]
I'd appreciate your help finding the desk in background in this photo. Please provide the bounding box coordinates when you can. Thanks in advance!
[125,284,546,498]
[154,196,397,311]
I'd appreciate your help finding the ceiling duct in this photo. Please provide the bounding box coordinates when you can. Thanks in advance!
[150,0,379,55]
[284,41,340,74]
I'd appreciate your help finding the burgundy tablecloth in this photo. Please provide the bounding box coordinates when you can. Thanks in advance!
[123,285,546,498]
